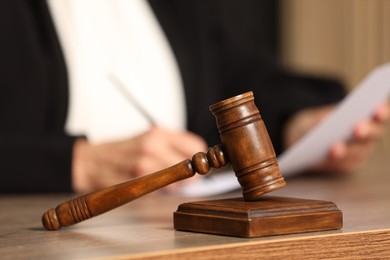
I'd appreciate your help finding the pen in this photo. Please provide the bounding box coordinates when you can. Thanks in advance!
[108,73,156,126]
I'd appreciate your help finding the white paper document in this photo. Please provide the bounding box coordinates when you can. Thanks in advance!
[181,63,390,197]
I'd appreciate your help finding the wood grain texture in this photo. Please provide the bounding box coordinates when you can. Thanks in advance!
[41,91,285,230]
[119,230,390,260]
[174,196,342,237]
[42,160,196,230]
[280,0,390,89]
[209,92,286,200]
[1,151,390,259]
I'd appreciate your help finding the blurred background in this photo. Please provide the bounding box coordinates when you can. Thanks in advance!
[279,0,390,155]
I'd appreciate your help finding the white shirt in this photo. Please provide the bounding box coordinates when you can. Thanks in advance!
[47,0,186,143]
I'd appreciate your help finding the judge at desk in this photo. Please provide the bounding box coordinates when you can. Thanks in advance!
[0,0,388,193]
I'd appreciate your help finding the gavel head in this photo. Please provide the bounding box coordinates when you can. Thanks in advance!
[209,91,286,201]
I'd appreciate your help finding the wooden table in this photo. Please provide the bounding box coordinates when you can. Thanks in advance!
[1,151,390,259]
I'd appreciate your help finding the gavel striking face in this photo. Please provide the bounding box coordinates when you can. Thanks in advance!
[42,91,286,230]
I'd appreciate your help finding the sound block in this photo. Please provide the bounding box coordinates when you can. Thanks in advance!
[174,196,342,238]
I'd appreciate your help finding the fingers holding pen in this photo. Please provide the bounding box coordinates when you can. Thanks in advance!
[71,126,209,193]
[125,127,207,177]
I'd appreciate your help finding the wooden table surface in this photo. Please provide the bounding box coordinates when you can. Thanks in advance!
[1,151,390,260]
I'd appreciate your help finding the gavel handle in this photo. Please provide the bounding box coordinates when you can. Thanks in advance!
[42,160,195,231]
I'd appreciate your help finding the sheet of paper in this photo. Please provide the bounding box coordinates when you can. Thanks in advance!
[181,63,390,197]
[278,63,390,175]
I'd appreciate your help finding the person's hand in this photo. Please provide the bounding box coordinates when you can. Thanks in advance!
[283,102,390,174]
[72,127,208,193]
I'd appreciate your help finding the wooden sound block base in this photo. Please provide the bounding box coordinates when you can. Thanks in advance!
[174,196,342,238]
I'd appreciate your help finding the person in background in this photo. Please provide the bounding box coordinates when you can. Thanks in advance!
[0,0,388,193]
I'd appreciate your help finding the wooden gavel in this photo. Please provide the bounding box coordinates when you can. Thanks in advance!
[42,91,286,231]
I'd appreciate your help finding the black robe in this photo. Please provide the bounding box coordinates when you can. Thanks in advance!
[0,0,345,192]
